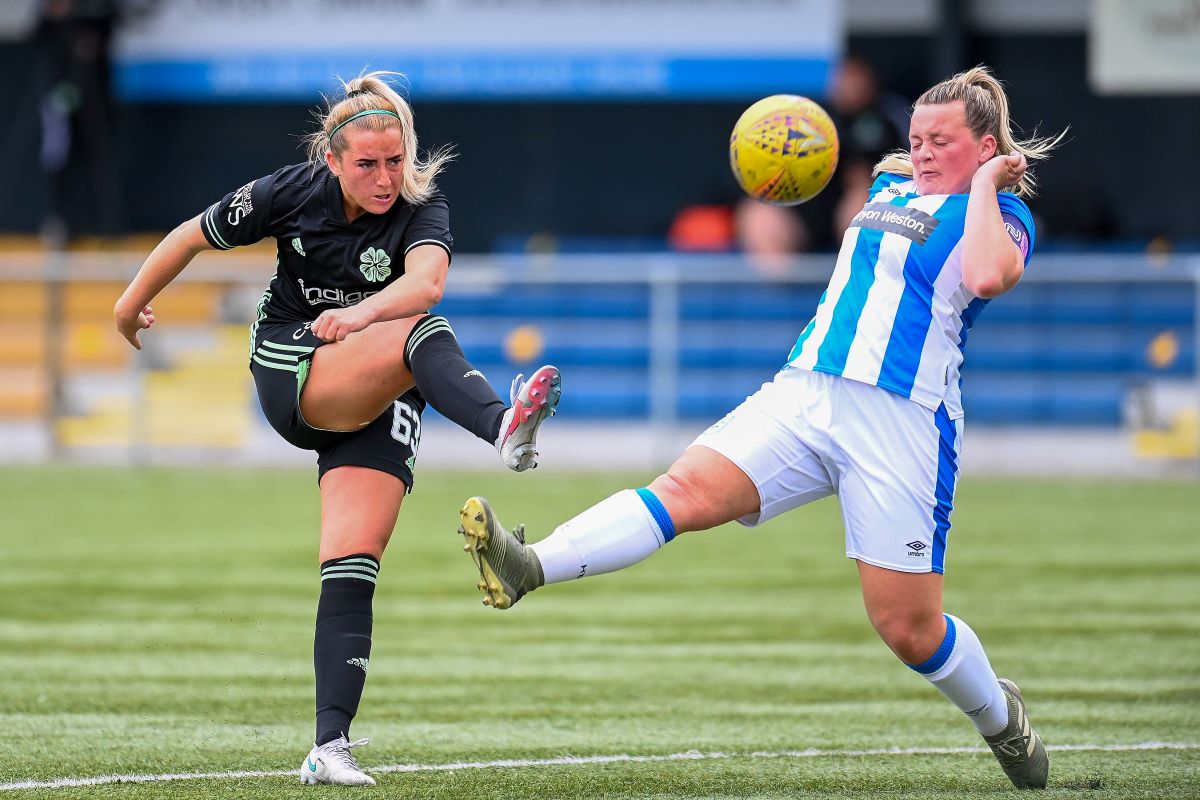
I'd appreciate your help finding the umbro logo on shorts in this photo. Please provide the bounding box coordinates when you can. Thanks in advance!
[906,540,928,557]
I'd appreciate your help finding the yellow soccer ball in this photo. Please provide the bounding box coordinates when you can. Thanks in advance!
[729,95,839,206]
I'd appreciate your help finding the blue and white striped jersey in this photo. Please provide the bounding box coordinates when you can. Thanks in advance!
[786,172,1035,419]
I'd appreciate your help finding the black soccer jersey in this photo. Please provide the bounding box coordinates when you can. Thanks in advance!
[199,162,453,324]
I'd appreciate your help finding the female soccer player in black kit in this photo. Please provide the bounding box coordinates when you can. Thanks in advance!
[114,71,561,786]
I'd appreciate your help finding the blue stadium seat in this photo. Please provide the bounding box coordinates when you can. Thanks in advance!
[435,285,650,319]
[433,275,1194,427]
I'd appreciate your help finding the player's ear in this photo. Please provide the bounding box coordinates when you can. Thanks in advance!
[978,133,998,163]
[325,148,339,177]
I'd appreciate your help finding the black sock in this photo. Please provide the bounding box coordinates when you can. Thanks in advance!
[314,554,379,746]
[405,315,506,443]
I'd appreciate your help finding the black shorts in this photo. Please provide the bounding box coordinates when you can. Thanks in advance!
[249,320,426,489]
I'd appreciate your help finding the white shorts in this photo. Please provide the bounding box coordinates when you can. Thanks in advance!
[690,368,964,574]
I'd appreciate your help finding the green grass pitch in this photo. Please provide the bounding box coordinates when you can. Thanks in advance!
[0,466,1197,799]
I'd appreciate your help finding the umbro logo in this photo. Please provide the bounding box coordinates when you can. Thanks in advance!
[346,657,369,674]
[463,370,484,379]
[906,540,928,558]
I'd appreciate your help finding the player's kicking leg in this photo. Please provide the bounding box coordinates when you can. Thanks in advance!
[459,447,758,608]
[495,365,561,471]
[399,315,559,472]
[458,485,676,610]
[302,314,560,473]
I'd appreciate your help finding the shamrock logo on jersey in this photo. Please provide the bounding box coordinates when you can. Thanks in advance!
[359,247,392,282]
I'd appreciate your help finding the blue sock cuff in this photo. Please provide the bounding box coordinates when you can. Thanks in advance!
[635,487,676,543]
[908,614,956,675]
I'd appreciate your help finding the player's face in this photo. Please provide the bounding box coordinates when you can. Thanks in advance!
[909,101,997,195]
[327,126,406,220]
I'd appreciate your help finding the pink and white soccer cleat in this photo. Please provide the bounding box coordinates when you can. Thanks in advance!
[495,365,561,472]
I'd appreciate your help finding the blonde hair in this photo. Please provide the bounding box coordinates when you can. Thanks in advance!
[305,71,454,205]
[873,65,1065,197]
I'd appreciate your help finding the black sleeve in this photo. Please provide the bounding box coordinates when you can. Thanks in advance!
[199,172,278,250]
[402,192,454,263]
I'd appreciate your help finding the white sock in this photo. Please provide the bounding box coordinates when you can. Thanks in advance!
[531,489,673,584]
[911,614,1010,737]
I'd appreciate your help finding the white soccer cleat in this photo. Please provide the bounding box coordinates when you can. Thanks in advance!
[496,365,561,472]
[299,735,376,786]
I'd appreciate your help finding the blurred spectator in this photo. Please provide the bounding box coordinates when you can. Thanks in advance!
[827,54,911,237]
[734,196,809,276]
[34,0,126,244]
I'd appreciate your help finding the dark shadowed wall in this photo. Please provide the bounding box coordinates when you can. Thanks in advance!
[2,34,1197,250]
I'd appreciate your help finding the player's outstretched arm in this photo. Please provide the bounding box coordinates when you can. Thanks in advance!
[114,215,214,349]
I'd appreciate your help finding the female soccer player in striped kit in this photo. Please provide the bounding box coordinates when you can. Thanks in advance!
[458,66,1062,790]
[114,71,560,786]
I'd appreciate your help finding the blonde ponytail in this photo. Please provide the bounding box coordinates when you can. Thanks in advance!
[305,70,455,205]
[873,65,1065,197]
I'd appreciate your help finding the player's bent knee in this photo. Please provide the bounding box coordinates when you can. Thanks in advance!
[374,315,428,347]
[651,464,732,532]
[649,470,699,511]
[870,612,945,664]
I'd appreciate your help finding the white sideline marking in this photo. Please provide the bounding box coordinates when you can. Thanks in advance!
[1,742,1195,792]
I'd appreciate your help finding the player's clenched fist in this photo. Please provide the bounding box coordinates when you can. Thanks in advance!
[976,152,1028,191]
[311,304,376,342]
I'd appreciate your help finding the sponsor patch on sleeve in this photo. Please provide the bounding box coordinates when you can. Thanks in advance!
[226,180,256,226]
[1000,212,1029,260]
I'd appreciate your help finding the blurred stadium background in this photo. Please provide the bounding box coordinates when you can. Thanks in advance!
[1,1,1199,796]
[0,0,1196,476]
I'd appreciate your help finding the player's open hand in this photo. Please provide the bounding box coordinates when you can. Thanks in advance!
[311,305,375,342]
[976,152,1027,191]
[115,305,155,350]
